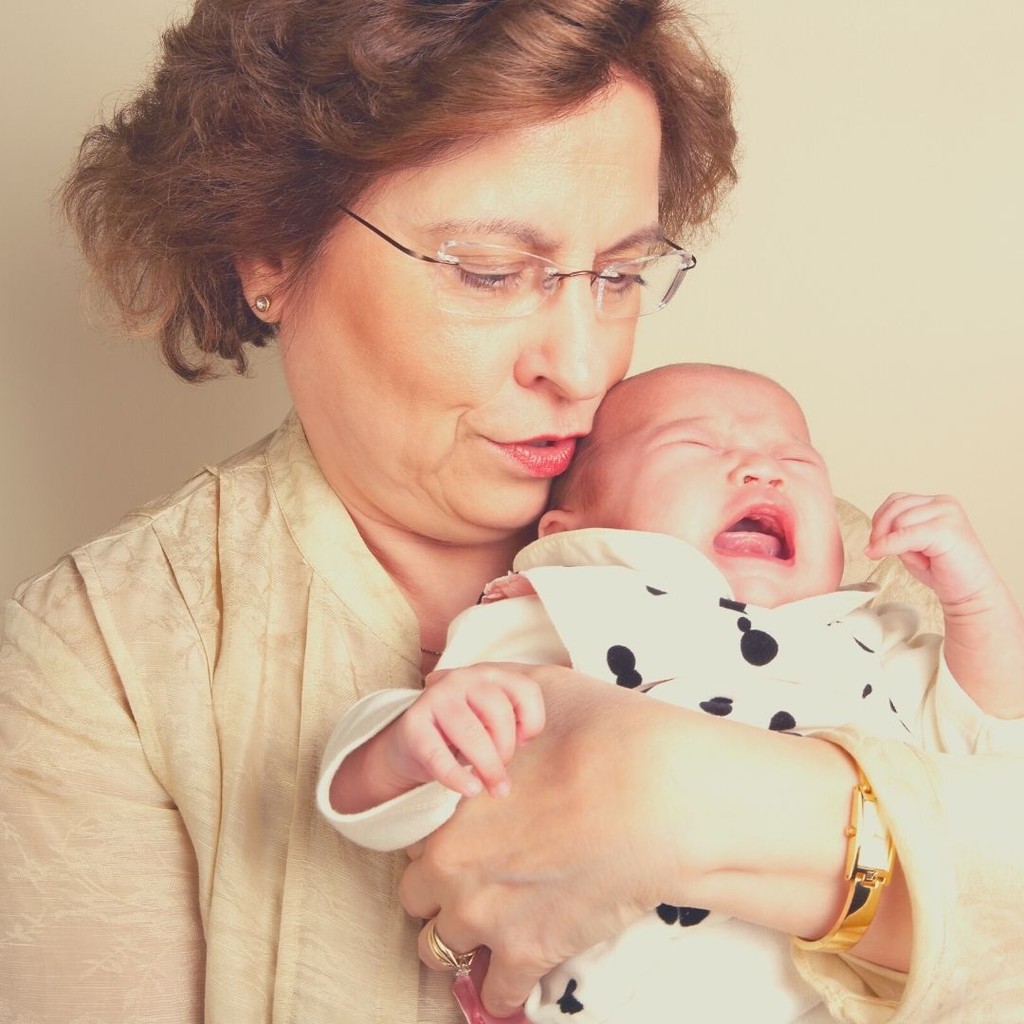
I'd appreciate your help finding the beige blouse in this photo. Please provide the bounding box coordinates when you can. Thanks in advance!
[2,410,1021,1023]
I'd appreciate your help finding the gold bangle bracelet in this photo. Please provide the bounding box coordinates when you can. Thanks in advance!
[794,770,895,953]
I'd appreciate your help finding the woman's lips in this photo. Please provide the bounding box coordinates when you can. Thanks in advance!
[494,437,577,478]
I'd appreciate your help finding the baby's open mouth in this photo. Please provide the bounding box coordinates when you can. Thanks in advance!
[713,512,792,561]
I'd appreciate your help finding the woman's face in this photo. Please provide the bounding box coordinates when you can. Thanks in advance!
[276,76,663,545]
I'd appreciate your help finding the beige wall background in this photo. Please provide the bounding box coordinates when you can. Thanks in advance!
[2,1,1022,604]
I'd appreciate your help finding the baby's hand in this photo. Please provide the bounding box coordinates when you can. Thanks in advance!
[866,492,997,609]
[386,664,546,800]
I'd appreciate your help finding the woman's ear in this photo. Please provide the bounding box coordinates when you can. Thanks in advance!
[235,255,290,322]
[538,507,581,538]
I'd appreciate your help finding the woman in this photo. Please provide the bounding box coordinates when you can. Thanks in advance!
[0,3,1019,1024]
[1,1,728,1020]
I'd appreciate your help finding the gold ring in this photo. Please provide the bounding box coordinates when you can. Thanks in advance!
[425,917,478,973]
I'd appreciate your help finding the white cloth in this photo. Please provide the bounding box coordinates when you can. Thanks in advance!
[319,529,1024,1023]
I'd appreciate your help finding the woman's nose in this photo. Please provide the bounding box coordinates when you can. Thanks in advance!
[728,451,785,489]
[514,278,633,402]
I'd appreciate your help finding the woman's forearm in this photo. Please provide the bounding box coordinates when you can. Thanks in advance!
[619,698,856,937]
[401,666,914,1017]
[641,709,911,968]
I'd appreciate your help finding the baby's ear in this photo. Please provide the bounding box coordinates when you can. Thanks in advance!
[538,507,580,537]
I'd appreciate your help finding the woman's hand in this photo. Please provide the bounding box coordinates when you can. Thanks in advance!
[399,666,712,1016]
[399,665,864,1017]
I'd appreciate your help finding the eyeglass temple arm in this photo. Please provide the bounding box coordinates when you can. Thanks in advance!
[339,206,450,266]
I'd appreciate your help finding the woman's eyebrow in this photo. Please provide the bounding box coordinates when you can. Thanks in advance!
[603,224,666,256]
[422,218,664,258]
[424,217,555,251]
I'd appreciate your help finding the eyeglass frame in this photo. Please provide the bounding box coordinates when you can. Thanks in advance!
[337,205,696,319]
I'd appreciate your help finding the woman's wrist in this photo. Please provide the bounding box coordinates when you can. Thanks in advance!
[794,770,896,952]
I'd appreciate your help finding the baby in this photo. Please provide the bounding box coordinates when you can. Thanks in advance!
[318,363,1024,1023]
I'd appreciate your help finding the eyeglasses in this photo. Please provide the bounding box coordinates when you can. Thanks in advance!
[340,207,696,320]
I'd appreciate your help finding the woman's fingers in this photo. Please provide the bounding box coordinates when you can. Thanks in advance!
[417,915,480,972]
[477,949,544,1019]
[397,853,435,921]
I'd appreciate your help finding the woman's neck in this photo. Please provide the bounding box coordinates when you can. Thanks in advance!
[351,512,535,656]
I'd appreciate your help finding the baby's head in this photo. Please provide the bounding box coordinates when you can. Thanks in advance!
[543,363,844,607]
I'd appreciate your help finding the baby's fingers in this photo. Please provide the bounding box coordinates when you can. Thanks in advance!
[508,679,546,744]
[409,725,485,799]
[869,492,932,545]
[868,493,955,558]
[867,519,936,560]
[465,684,522,765]
[433,702,513,798]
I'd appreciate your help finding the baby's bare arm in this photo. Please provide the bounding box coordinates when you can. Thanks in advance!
[868,493,1024,717]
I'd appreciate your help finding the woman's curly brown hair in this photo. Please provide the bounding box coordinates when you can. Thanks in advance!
[61,0,737,381]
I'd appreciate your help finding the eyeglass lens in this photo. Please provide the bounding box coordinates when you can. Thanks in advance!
[434,244,693,319]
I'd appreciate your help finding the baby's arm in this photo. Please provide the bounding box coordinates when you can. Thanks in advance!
[867,492,1024,718]
[329,667,546,814]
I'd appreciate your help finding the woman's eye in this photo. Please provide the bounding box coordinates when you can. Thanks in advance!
[452,264,532,292]
[455,267,525,292]
[600,270,644,295]
[448,252,533,291]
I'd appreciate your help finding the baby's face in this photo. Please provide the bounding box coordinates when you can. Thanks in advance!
[546,367,845,607]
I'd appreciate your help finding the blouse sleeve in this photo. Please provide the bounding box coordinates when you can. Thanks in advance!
[0,581,205,1022]
[791,725,1024,1023]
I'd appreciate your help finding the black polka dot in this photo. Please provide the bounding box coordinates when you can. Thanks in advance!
[656,903,711,927]
[699,696,734,717]
[862,684,873,698]
[655,902,677,924]
[769,711,797,732]
[677,906,711,926]
[556,979,584,1015]
[736,617,779,666]
[646,586,667,596]
[606,645,642,689]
